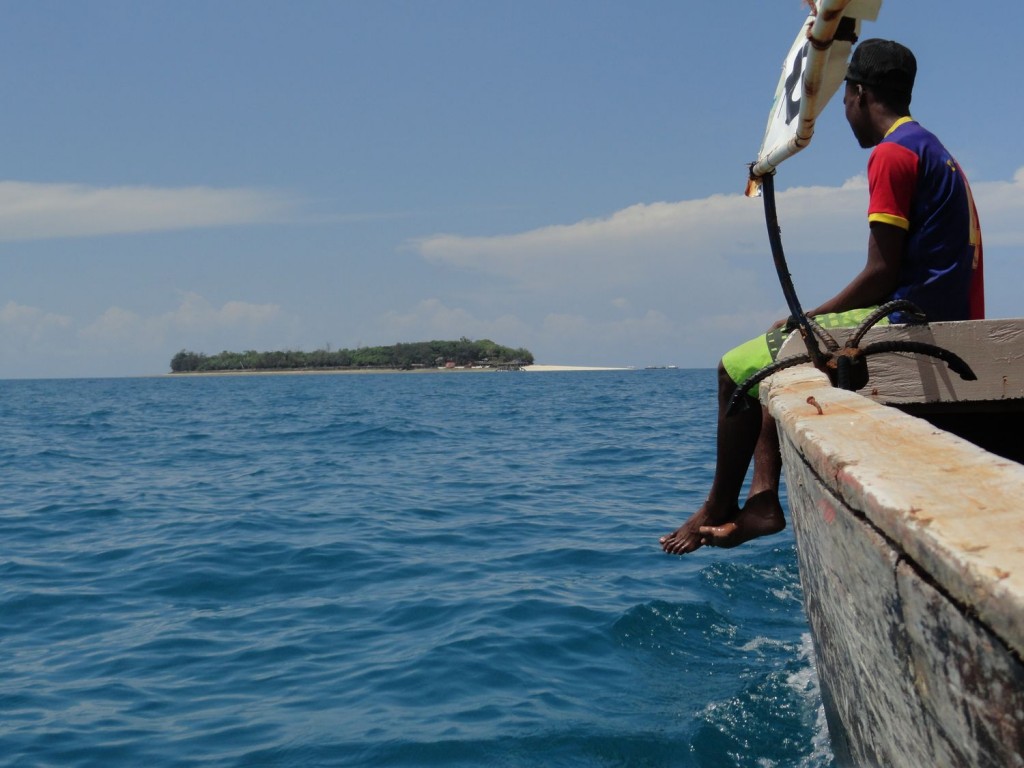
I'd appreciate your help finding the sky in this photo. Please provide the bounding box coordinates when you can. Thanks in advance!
[2,1,1022,378]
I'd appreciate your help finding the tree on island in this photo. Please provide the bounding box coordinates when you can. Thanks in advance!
[170,338,534,373]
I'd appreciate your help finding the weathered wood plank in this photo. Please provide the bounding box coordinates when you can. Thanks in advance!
[783,438,965,766]
[777,318,1024,404]
[763,366,1024,658]
[897,562,1024,768]
[764,364,1024,765]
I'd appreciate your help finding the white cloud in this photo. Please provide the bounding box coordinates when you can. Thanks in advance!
[969,167,1024,248]
[0,301,73,344]
[413,194,765,290]
[378,298,530,344]
[79,292,283,348]
[77,306,143,344]
[409,179,879,315]
[406,179,867,358]
[0,293,291,378]
[162,292,282,336]
[411,168,1024,284]
[0,181,294,241]
[404,169,1024,367]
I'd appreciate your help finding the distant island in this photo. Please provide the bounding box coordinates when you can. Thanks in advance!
[169,338,534,374]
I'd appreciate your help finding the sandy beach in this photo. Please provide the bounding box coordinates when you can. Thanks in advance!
[521,364,632,372]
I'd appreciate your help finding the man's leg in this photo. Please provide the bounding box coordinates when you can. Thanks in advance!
[692,308,885,548]
[697,407,786,548]
[662,308,884,554]
[659,361,763,555]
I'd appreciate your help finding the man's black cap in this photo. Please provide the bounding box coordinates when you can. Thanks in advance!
[846,39,917,96]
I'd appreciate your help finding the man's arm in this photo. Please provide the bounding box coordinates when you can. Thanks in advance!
[805,221,905,317]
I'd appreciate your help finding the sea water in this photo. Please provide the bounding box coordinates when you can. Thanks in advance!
[0,370,832,767]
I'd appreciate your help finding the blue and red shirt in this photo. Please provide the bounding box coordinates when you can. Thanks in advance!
[867,117,984,322]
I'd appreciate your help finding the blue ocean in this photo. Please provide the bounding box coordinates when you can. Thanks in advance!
[1,370,832,767]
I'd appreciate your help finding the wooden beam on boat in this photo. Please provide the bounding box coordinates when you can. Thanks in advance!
[777,317,1024,404]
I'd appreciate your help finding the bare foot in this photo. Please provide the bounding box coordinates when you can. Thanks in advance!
[660,503,739,555]
[697,490,785,548]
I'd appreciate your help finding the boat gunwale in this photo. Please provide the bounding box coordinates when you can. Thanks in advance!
[763,364,1024,659]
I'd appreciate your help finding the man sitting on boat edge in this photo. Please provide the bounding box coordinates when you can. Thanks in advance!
[660,39,985,555]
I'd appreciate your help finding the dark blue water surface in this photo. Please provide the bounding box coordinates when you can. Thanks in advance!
[0,370,831,767]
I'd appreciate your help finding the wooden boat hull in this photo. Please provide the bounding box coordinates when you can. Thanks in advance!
[764,320,1024,766]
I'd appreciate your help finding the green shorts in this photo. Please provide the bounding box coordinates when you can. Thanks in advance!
[722,308,887,396]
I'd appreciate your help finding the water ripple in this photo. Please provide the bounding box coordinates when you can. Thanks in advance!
[0,372,830,767]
